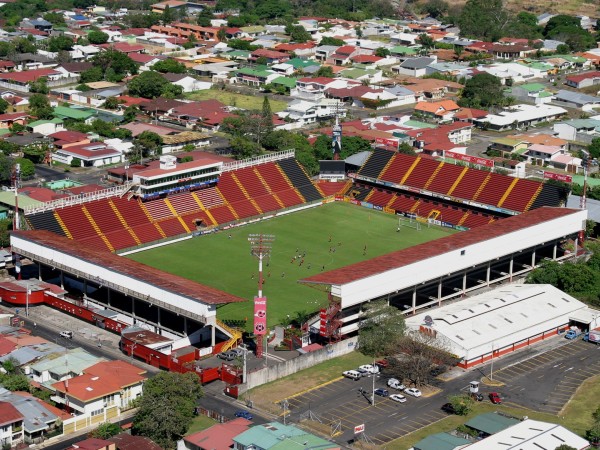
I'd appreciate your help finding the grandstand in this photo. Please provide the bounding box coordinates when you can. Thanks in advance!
[23,148,566,253]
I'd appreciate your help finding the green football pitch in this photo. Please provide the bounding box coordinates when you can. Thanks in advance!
[128,202,455,328]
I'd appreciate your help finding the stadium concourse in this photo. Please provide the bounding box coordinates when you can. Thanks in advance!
[301,207,587,337]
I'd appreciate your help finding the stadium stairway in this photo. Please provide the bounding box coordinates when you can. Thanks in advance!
[277,158,324,202]
[357,148,394,179]
[216,319,243,352]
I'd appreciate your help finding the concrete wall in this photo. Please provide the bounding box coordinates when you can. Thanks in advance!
[245,337,358,389]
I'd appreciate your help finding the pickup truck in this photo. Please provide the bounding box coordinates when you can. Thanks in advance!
[565,328,582,339]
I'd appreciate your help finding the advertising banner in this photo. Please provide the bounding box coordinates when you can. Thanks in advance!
[254,297,267,335]
[543,171,572,183]
[446,151,494,168]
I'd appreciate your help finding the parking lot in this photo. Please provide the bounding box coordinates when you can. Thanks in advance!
[284,373,449,445]
[487,339,600,414]
[280,337,600,445]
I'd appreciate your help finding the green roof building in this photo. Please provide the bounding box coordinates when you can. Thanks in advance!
[53,106,96,121]
[465,413,520,436]
[271,76,297,89]
[28,118,63,129]
[233,422,338,450]
[288,58,319,70]
[389,45,417,56]
[413,432,471,450]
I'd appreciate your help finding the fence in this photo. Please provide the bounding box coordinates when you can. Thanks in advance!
[245,337,358,389]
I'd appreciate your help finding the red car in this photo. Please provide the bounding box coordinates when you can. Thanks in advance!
[489,392,502,404]
[375,359,389,369]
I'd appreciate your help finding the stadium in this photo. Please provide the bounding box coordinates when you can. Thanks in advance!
[4,146,586,374]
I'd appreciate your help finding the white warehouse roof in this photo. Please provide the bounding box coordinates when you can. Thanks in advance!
[479,104,566,127]
[405,284,588,361]
[464,419,589,450]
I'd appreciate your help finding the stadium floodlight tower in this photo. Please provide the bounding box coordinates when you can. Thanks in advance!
[11,163,20,231]
[248,233,275,359]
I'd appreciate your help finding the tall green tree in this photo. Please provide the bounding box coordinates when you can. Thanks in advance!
[28,93,54,119]
[152,59,187,73]
[458,73,507,108]
[90,422,121,439]
[133,372,203,449]
[128,71,171,98]
[88,30,109,44]
[358,300,406,357]
[457,0,511,41]
[261,96,273,138]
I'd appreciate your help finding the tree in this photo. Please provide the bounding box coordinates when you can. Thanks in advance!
[14,37,37,54]
[458,0,511,42]
[313,65,334,78]
[447,394,474,415]
[28,93,54,119]
[354,25,362,39]
[0,154,13,183]
[102,97,121,110]
[285,24,312,43]
[29,77,49,94]
[0,218,10,247]
[261,96,273,138]
[43,12,66,25]
[0,98,9,115]
[128,71,169,98]
[453,45,463,60]
[313,134,372,160]
[152,59,187,74]
[586,421,600,446]
[418,33,435,52]
[197,8,214,26]
[90,422,121,439]
[217,26,227,42]
[88,49,137,82]
[458,73,507,108]
[133,372,203,449]
[554,446,577,450]
[423,0,448,18]
[47,36,74,52]
[134,131,163,158]
[88,30,109,44]
[0,357,30,391]
[162,83,183,99]
[161,5,175,24]
[320,36,345,46]
[70,157,82,167]
[544,15,596,52]
[592,404,600,422]
[398,142,416,155]
[15,157,34,178]
[230,136,261,159]
[358,300,406,357]
[375,47,390,57]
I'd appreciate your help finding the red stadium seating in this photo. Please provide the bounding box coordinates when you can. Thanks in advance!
[168,192,202,216]
[217,172,248,204]
[194,187,223,209]
[450,169,489,201]
[275,189,304,208]
[253,194,282,213]
[84,200,122,235]
[229,198,260,219]
[378,154,415,184]
[110,198,153,227]
[208,204,237,225]
[402,158,440,190]
[426,164,466,195]
[55,207,97,240]
[475,173,515,207]
[501,179,542,212]
[255,162,293,193]
[234,167,271,198]
[132,222,165,243]
[143,199,173,221]
[157,217,187,237]
[367,189,394,206]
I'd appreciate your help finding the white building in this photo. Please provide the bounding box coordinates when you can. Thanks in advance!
[278,97,344,125]
[405,284,598,368]
[464,419,590,450]
[52,142,123,167]
[553,118,600,141]
[474,104,567,131]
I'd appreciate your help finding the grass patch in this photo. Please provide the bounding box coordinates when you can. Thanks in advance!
[129,202,453,328]
[185,89,288,112]
[560,374,600,436]
[186,414,218,435]
[244,352,372,414]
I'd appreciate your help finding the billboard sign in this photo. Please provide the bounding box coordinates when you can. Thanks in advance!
[446,151,494,168]
[543,171,572,183]
[354,424,365,434]
[375,137,399,148]
[253,297,267,335]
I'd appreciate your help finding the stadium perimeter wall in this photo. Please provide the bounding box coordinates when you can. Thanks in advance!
[244,336,358,390]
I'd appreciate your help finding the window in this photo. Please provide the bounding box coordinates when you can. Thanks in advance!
[460,250,466,256]
[90,409,103,417]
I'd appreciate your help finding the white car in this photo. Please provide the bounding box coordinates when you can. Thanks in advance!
[342,370,361,381]
[404,388,422,397]
[390,394,407,403]
[358,364,380,374]
[387,378,406,390]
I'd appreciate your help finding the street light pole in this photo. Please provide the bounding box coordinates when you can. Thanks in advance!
[25,281,30,317]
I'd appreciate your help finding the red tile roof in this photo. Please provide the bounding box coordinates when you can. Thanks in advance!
[300,207,579,286]
[0,402,23,426]
[67,437,113,450]
[12,230,246,305]
[566,71,600,83]
[251,48,289,59]
[49,130,89,143]
[110,432,162,450]
[351,54,383,63]
[334,45,356,55]
[0,68,59,84]
[20,187,67,202]
[184,418,251,449]
[0,112,28,122]
[0,336,16,357]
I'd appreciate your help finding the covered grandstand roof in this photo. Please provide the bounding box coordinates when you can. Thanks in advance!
[299,207,580,287]
[12,230,244,306]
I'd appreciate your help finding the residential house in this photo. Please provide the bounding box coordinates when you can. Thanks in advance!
[235,67,278,87]
[389,45,417,58]
[11,54,58,71]
[161,131,211,153]
[565,71,600,89]
[488,137,529,156]
[453,107,488,123]
[509,133,567,150]
[110,432,162,450]
[3,132,51,149]
[53,106,97,124]
[30,348,104,389]
[293,77,353,101]
[151,0,188,14]
[0,69,63,93]
[19,18,52,32]
[54,62,94,79]
[510,83,554,105]
[414,100,460,121]
[403,78,463,100]
[526,144,565,165]
[315,45,340,62]
[270,63,295,76]
[0,112,29,129]
[51,361,146,418]
[249,49,290,64]
[274,42,316,58]
[27,118,65,136]
[327,45,362,66]
[555,89,600,110]
[0,401,24,449]
[161,73,211,92]
[179,418,252,450]
[490,44,535,59]
[474,104,567,132]
[425,62,469,78]
[553,118,600,142]
[52,142,123,167]
[0,389,64,445]
[390,32,419,46]
[128,53,164,71]
[278,97,343,125]
[233,422,340,450]
[393,57,436,77]
[66,438,116,450]
[407,122,473,156]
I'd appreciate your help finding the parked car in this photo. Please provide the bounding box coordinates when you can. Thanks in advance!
[441,403,456,414]
[390,394,407,403]
[387,378,406,390]
[489,392,502,404]
[230,348,246,357]
[358,364,380,374]
[343,370,362,381]
[470,393,484,402]
[59,331,73,339]
[374,388,389,397]
[357,368,370,377]
[234,410,253,420]
[404,388,422,397]
[217,351,237,361]
[375,359,389,370]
